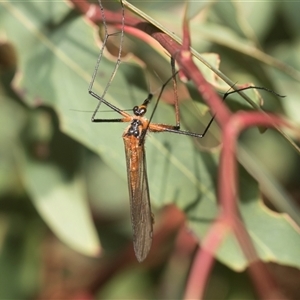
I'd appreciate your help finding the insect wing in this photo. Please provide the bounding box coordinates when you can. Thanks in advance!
[123,135,153,262]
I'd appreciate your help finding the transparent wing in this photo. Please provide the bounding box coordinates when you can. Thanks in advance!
[123,135,153,262]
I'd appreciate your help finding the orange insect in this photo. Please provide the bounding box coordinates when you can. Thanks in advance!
[88,0,281,262]
[89,76,211,262]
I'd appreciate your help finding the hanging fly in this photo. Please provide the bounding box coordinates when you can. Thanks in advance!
[88,0,283,262]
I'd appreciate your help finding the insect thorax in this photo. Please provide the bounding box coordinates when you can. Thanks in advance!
[126,119,143,138]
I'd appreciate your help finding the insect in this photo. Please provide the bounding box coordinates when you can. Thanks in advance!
[89,73,215,262]
[88,0,282,262]
[88,0,209,261]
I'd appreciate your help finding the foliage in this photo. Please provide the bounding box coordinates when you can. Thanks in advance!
[0,1,300,299]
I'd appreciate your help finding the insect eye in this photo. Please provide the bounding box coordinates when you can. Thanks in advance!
[133,106,139,115]
[139,107,146,115]
[133,106,146,116]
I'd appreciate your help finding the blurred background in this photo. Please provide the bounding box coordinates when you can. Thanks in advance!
[0,1,300,299]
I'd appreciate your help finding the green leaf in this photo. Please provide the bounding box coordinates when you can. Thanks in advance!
[1,0,300,273]
[18,152,100,256]
[0,215,42,299]
[184,1,210,21]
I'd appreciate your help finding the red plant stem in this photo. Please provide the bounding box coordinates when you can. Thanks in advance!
[183,246,215,299]
[183,220,231,299]
[179,10,230,121]
[219,112,289,299]
[219,112,291,213]
[185,112,289,300]
[67,2,293,298]
[67,0,231,128]
[179,11,230,298]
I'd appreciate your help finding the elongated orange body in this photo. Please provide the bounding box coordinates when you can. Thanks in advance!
[120,107,153,262]
[123,132,153,262]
